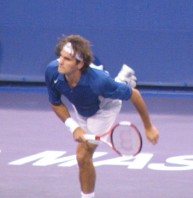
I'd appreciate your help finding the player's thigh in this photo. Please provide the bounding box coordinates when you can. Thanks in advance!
[87,99,122,135]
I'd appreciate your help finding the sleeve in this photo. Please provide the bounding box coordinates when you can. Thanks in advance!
[45,62,62,106]
[97,76,133,100]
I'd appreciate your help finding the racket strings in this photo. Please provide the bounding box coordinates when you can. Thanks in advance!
[112,125,141,156]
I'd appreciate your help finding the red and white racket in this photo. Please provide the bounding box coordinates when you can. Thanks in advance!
[84,121,142,157]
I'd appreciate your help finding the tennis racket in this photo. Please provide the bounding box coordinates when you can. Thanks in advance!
[84,121,142,157]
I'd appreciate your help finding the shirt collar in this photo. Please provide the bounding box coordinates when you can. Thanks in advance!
[58,74,65,81]
[57,72,88,85]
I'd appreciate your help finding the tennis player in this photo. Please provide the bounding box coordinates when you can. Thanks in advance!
[45,35,159,198]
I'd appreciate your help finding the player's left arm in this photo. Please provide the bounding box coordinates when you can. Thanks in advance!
[131,88,159,145]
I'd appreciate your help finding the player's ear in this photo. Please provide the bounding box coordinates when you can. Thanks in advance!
[77,61,84,70]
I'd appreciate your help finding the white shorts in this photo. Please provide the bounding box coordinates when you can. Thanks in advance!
[73,97,122,144]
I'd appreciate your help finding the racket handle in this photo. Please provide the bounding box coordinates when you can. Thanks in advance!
[84,134,96,141]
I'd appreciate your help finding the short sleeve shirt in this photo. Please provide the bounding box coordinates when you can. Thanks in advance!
[45,60,133,117]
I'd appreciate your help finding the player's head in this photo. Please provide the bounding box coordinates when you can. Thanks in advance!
[55,35,94,73]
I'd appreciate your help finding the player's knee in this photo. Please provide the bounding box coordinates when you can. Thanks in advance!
[76,150,92,167]
[76,146,94,167]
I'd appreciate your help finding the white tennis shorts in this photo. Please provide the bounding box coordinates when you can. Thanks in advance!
[73,97,122,144]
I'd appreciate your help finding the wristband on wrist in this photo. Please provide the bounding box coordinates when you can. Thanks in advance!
[64,117,80,133]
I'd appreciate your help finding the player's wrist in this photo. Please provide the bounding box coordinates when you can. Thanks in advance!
[64,117,80,133]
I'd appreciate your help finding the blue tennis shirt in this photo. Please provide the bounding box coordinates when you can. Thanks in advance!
[45,60,132,117]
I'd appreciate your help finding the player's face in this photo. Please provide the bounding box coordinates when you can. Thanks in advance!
[58,50,81,75]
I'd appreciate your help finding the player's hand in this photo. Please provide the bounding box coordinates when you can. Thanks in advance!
[73,127,87,143]
[145,126,159,145]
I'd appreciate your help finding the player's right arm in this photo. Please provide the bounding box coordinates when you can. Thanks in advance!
[45,64,72,124]
[51,103,71,122]
[51,103,86,142]
[45,62,86,142]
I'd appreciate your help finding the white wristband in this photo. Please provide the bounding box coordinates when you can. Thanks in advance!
[64,117,80,133]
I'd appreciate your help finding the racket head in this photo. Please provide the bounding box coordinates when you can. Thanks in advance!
[110,121,142,156]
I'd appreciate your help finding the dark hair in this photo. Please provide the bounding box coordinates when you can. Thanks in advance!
[55,35,94,73]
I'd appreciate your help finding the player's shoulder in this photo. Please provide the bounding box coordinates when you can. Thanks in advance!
[87,67,110,85]
[45,59,59,82]
[88,67,109,79]
[46,59,58,75]
[86,67,113,93]
[46,59,58,70]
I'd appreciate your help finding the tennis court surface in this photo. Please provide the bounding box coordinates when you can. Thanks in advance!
[0,85,193,198]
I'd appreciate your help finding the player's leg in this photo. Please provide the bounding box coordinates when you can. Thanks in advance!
[76,142,98,197]
[74,99,122,197]
[115,64,137,88]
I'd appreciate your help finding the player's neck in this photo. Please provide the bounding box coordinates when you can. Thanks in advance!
[65,72,82,88]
